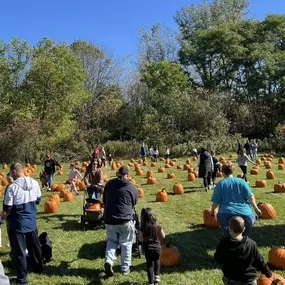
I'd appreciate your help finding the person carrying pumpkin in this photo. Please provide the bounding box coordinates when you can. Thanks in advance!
[68,164,83,196]
[214,216,273,285]
[44,154,61,191]
[140,208,165,285]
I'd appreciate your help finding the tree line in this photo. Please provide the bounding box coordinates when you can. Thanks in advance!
[1,0,285,162]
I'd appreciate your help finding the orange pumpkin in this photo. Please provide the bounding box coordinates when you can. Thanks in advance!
[278,158,285,165]
[191,169,198,178]
[188,173,196,181]
[156,189,168,202]
[255,180,267,188]
[160,243,181,267]
[128,162,134,167]
[177,165,183,170]
[268,247,285,270]
[44,199,58,213]
[217,171,223,178]
[159,158,165,162]
[78,181,86,191]
[250,168,260,175]
[151,162,157,167]
[266,170,275,179]
[64,192,74,202]
[237,174,243,178]
[136,169,144,176]
[278,164,284,170]
[186,159,191,165]
[59,189,67,198]
[257,272,285,285]
[169,161,175,166]
[81,167,86,173]
[51,184,58,191]
[146,170,154,178]
[256,159,261,165]
[58,171,63,176]
[103,174,108,183]
[1,179,8,186]
[137,187,144,198]
[158,167,165,173]
[183,164,191,171]
[192,157,197,162]
[172,158,178,162]
[274,183,285,193]
[147,177,157,185]
[3,164,7,169]
[173,183,184,195]
[57,184,65,192]
[257,203,277,219]
[167,173,176,179]
[165,164,171,169]
[143,161,148,167]
[203,208,219,228]
[111,163,117,171]
[51,194,60,205]
[88,203,101,211]
[264,161,272,169]
[128,177,136,184]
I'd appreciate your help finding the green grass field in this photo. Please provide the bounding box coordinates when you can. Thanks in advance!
[0,154,285,285]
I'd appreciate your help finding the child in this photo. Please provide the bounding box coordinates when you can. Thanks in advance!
[211,151,221,186]
[237,149,257,182]
[107,153,112,167]
[153,147,159,162]
[140,208,165,285]
[69,164,83,195]
[214,216,273,285]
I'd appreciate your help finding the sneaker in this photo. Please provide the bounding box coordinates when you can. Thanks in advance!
[104,262,114,277]
[10,278,28,285]
[122,269,130,275]
[47,188,51,192]
[154,275,160,284]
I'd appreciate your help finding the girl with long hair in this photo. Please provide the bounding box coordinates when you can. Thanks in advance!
[140,208,165,285]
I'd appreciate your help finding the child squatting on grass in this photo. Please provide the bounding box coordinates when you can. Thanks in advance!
[68,164,83,195]
[140,208,165,285]
[214,216,273,285]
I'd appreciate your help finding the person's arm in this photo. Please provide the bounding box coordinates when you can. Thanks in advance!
[160,228,166,240]
[131,186,139,206]
[103,182,108,205]
[246,155,257,165]
[35,182,41,205]
[214,240,225,264]
[210,202,219,216]
[248,195,261,217]
[77,170,83,180]
[3,186,13,214]
[197,155,200,166]
[54,159,61,168]
[252,243,272,278]
[210,184,221,215]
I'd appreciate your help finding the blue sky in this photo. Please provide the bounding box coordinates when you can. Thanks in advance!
[1,0,285,58]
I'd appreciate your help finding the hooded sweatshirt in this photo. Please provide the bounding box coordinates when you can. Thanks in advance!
[214,236,272,282]
[103,176,138,225]
[4,176,41,233]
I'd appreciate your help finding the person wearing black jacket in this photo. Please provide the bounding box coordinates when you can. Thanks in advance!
[44,154,61,191]
[198,148,214,192]
[214,216,273,285]
[103,166,138,277]
[210,151,221,186]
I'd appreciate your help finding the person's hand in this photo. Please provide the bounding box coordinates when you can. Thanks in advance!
[210,209,215,216]
[255,208,262,217]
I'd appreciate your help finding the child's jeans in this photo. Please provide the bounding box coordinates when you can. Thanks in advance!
[145,248,161,285]
[223,276,257,285]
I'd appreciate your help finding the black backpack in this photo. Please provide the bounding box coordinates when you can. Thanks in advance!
[39,232,52,264]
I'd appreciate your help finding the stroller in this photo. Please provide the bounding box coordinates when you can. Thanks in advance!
[132,209,143,258]
[80,184,104,230]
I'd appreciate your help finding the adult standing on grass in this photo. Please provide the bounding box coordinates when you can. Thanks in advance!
[198,148,214,192]
[100,146,106,168]
[4,163,43,285]
[237,149,257,183]
[251,140,258,161]
[244,140,252,159]
[210,164,261,237]
[44,154,61,191]
[164,147,170,160]
[140,143,147,162]
[103,166,138,277]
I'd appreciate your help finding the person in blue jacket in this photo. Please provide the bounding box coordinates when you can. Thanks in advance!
[4,163,43,285]
[140,143,147,162]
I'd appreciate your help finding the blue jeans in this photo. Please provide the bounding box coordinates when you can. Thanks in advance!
[217,213,256,237]
[46,173,55,188]
[105,221,135,272]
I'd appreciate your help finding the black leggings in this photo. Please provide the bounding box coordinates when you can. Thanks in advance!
[239,165,247,182]
[145,249,160,284]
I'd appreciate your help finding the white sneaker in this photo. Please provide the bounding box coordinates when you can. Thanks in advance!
[154,275,160,283]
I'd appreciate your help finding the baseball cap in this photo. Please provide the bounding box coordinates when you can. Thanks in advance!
[118,166,129,176]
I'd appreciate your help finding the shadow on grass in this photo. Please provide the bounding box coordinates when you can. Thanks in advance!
[37,213,81,222]
[78,241,106,260]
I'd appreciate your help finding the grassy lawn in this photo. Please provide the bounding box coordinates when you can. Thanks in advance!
[0,154,285,285]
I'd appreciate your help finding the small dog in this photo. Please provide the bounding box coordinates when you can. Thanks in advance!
[39,232,52,264]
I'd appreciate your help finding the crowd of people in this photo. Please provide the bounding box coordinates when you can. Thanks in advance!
[1,139,274,285]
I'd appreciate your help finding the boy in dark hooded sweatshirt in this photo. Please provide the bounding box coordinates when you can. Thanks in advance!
[214,216,273,285]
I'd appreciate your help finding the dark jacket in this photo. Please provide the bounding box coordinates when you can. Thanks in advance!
[44,158,61,174]
[103,176,138,225]
[214,236,272,282]
[212,156,221,173]
[198,152,213,178]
